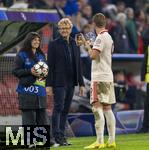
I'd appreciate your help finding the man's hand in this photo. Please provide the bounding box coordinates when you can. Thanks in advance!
[79,86,84,96]
[46,86,53,96]
[84,40,93,51]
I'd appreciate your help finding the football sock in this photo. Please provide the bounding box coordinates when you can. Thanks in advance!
[92,107,105,144]
[104,109,116,143]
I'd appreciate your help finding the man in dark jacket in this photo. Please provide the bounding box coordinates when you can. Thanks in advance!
[46,18,84,146]
[138,46,149,133]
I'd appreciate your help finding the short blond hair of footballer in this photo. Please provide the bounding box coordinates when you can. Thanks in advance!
[93,13,106,28]
[58,18,73,28]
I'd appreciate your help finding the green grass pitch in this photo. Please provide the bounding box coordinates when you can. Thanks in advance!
[50,134,149,150]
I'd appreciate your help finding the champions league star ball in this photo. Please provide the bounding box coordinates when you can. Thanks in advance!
[33,61,49,78]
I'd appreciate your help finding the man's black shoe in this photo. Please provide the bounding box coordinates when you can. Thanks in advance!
[55,138,65,146]
[55,137,71,146]
[50,139,60,147]
[137,128,149,133]
[62,137,72,146]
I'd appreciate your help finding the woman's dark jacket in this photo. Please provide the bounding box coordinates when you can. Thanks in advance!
[12,50,47,109]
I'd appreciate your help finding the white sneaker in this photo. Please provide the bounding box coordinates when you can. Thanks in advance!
[52,143,60,147]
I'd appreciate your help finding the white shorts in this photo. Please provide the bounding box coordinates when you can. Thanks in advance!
[90,81,116,105]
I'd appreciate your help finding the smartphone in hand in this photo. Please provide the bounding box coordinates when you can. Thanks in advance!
[75,33,85,46]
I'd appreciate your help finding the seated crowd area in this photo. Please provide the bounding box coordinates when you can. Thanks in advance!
[0,0,149,54]
[0,0,149,114]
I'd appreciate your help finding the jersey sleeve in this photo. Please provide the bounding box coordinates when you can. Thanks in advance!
[92,35,104,52]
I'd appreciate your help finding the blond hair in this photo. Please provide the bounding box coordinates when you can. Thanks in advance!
[58,18,73,28]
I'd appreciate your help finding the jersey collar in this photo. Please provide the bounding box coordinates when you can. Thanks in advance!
[99,29,108,34]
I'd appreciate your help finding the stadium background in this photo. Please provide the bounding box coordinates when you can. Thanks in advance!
[0,0,149,146]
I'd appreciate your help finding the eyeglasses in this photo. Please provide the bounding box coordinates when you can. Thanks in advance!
[59,27,71,30]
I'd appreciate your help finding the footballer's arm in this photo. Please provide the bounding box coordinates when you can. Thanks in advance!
[84,42,100,60]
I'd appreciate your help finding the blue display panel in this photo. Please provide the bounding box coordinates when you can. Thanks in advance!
[0,9,60,23]
[112,54,144,61]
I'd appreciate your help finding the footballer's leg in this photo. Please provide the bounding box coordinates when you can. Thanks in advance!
[84,102,105,149]
[103,105,116,149]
